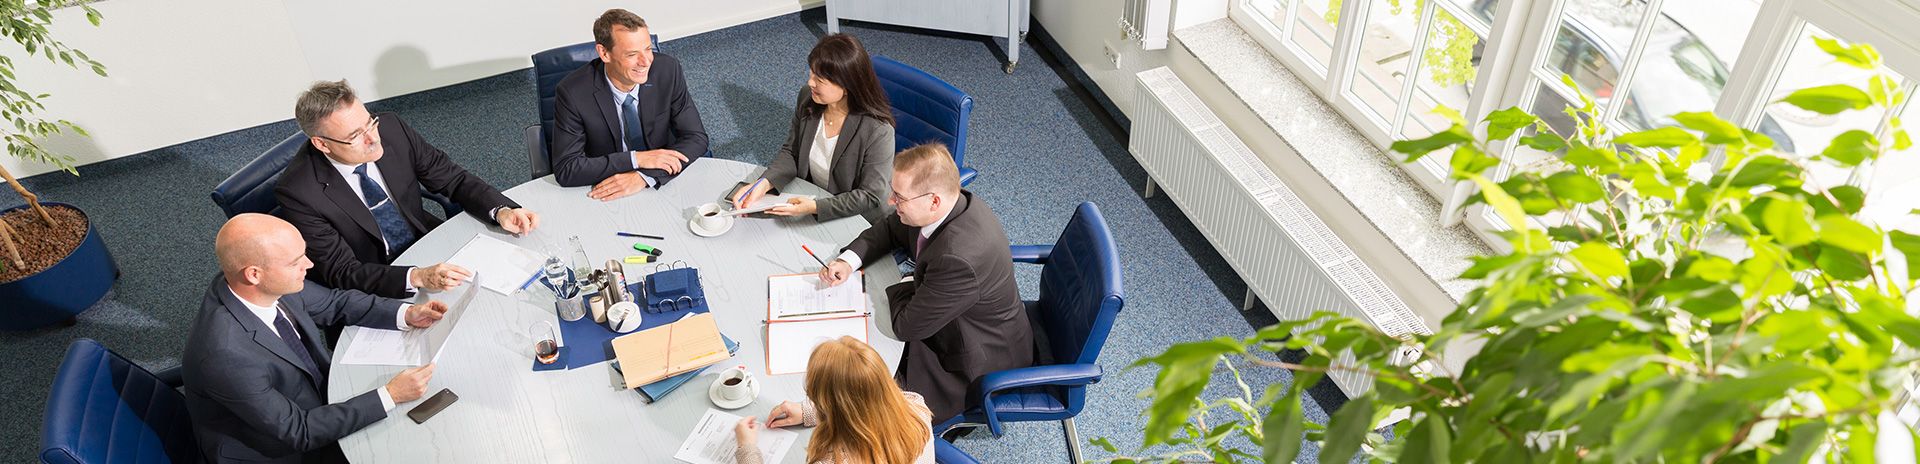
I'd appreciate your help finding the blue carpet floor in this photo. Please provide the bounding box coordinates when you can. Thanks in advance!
[0,9,1350,462]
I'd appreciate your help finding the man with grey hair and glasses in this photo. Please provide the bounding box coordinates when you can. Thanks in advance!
[275,79,539,300]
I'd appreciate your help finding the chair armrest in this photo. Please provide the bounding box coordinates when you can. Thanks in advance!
[153,365,184,389]
[978,363,1102,395]
[1009,245,1052,264]
[525,124,550,181]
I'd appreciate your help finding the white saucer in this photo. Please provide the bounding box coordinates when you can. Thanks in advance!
[689,217,734,237]
[708,378,758,410]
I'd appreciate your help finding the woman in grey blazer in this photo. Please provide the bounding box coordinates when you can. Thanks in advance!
[733,33,895,222]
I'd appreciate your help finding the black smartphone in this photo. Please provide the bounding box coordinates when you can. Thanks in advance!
[407,389,458,424]
[723,181,780,203]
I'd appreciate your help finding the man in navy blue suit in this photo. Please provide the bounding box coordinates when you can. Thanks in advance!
[182,213,444,463]
[549,8,710,200]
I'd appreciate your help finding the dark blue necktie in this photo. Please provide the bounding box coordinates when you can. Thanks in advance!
[621,94,647,152]
[272,305,326,385]
[353,164,417,257]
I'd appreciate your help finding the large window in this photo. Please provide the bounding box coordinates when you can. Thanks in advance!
[1233,0,1920,238]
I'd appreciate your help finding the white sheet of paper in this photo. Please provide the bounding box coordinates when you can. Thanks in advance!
[675,409,797,464]
[336,326,413,366]
[335,281,480,366]
[444,235,545,294]
[726,193,815,216]
[767,273,866,320]
[766,316,868,375]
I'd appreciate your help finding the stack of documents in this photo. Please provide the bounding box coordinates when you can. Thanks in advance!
[765,273,870,375]
[611,312,732,387]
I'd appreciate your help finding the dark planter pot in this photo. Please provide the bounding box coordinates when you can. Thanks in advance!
[0,202,118,331]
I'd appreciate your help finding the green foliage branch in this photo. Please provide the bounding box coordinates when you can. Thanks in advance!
[0,0,107,272]
[1100,39,1920,463]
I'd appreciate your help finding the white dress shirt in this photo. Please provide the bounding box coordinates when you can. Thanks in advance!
[809,119,839,186]
[607,76,659,188]
[228,287,411,411]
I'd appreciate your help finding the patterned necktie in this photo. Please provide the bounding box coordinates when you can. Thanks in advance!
[621,94,647,152]
[353,164,417,256]
[272,304,326,385]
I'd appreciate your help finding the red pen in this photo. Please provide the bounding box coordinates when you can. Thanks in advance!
[801,245,828,267]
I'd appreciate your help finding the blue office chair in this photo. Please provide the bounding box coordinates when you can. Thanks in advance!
[211,132,460,218]
[41,339,201,464]
[933,439,982,464]
[527,36,679,180]
[935,202,1123,463]
[872,55,977,186]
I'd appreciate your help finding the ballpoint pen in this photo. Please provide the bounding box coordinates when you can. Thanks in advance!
[800,245,827,267]
[617,232,665,240]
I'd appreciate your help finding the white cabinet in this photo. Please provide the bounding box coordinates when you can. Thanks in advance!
[826,0,1032,73]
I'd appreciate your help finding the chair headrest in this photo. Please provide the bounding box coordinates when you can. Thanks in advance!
[210,132,307,217]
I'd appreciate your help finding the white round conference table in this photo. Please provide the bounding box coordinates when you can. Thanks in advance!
[328,159,905,463]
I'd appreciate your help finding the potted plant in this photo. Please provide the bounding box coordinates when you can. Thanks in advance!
[1097,40,1920,462]
[0,0,115,331]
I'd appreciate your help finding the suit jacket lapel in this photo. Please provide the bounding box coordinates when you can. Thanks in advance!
[217,282,322,384]
[828,115,865,191]
[793,113,820,182]
[912,192,972,281]
[311,151,384,241]
[590,61,624,150]
[637,78,662,150]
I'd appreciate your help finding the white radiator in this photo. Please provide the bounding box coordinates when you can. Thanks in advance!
[1128,67,1427,394]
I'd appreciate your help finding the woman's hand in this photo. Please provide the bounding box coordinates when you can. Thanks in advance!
[734,415,761,446]
[766,401,807,428]
[732,180,774,210]
[767,197,817,216]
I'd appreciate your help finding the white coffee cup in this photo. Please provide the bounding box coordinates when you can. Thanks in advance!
[694,203,733,232]
[716,366,757,402]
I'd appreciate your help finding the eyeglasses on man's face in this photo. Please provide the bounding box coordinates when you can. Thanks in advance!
[315,115,381,147]
[889,190,934,205]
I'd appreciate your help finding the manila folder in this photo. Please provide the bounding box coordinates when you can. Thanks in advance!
[611,312,730,388]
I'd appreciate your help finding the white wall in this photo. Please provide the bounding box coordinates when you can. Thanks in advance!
[1032,0,1226,122]
[2,0,818,180]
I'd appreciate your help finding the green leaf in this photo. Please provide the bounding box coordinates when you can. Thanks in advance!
[1519,131,1566,152]
[1816,245,1871,281]
[1448,145,1500,178]
[1483,106,1537,140]
[1262,387,1306,464]
[1817,214,1880,254]
[1826,185,1867,215]
[1821,130,1878,166]
[1544,171,1604,203]
[1570,242,1629,280]
[1135,338,1246,448]
[1672,111,1744,144]
[1563,143,1622,172]
[1729,156,1797,188]
[1613,126,1697,148]
[1774,422,1827,464]
[1470,175,1530,233]
[1088,436,1119,453]
[1778,84,1873,115]
[1392,126,1473,162]
[1762,196,1815,246]
[1678,287,1743,323]
[1870,75,1898,107]
[1815,36,1881,69]
[1562,343,1657,373]
[1397,415,1453,464]
[1319,395,1374,464]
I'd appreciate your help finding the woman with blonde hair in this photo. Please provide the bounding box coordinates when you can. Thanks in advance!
[734,336,934,463]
